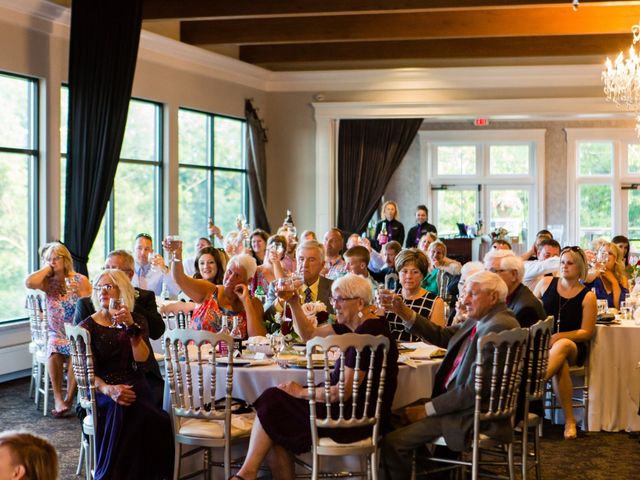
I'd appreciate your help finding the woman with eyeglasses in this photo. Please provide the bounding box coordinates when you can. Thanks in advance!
[383,248,445,341]
[164,238,266,338]
[24,241,91,418]
[585,241,628,309]
[79,269,173,479]
[232,274,398,480]
[534,246,597,440]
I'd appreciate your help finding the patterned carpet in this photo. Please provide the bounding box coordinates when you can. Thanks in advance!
[1,377,639,479]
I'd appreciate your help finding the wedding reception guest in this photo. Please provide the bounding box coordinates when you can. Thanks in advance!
[523,239,561,291]
[73,249,165,407]
[249,229,269,266]
[450,261,485,325]
[348,234,386,273]
[233,274,398,480]
[612,234,631,271]
[80,269,173,479]
[183,236,212,277]
[373,200,405,251]
[422,240,461,296]
[0,431,58,480]
[521,229,553,261]
[380,271,519,479]
[192,246,227,285]
[264,240,334,317]
[534,246,597,440]
[207,219,225,247]
[276,226,298,273]
[250,235,288,295]
[24,241,91,417]
[405,205,438,248]
[322,228,347,280]
[300,230,317,241]
[166,239,265,338]
[484,249,546,328]
[343,245,377,289]
[585,242,629,309]
[383,249,445,341]
[417,232,438,254]
[371,241,402,284]
[131,233,179,297]
[224,231,244,257]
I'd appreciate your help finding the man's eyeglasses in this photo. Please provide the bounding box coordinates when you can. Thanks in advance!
[329,296,358,306]
[93,284,115,292]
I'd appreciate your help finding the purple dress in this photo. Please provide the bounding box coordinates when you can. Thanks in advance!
[253,316,398,454]
[80,316,174,480]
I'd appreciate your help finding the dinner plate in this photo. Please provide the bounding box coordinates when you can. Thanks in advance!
[215,357,252,366]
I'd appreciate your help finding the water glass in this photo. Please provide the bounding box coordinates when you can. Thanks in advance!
[108,298,124,328]
[596,299,608,316]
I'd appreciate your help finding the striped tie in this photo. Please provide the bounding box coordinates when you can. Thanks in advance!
[304,287,313,304]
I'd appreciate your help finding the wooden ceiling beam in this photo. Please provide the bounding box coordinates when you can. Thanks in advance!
[180,5,640,45]
[142,0,613,21]
[239,34,631,64]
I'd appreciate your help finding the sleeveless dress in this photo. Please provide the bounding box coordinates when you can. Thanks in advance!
[541,277,590,366]
[190,288,248,338]
[45,273,84,357]
[385,290,438,342]
[584,277,628,308]
[80,316,174,480]
[253,316,398,454]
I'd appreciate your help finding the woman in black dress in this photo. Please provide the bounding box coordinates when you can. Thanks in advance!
[232,274,398,480]
[80,269,173,479]
[534,247,597,440]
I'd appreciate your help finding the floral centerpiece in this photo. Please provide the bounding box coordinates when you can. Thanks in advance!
[265,301,331,342]
[627,254,640,286]
[490,227,509,241]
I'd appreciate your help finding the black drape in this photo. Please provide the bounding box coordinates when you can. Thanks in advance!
[63,0,143,275]
[245,99,271,232]
[337,119,423,235]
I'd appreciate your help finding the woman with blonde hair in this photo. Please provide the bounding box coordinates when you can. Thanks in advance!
[373,200,405,251]
[24,242,91,417]
[585,241,629,308]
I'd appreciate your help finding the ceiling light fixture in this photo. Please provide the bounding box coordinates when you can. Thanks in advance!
[602,22,640,135]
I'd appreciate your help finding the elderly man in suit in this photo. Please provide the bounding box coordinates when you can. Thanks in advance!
[484,248,547,328]
[73,249,165,407]
[264,240,334,318]
[380,271,519,480]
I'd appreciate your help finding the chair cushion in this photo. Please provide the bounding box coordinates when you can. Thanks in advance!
[318,436,372,448]
[178,413,254,439]
[83,414,93,427]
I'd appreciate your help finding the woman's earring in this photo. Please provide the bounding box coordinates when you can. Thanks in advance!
[357,310,364,319]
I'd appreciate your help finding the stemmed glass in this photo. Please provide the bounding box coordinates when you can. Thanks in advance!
[595,247,609,273]
[64,277,77,296]
[148,252,159,272]
[165,235,181,263]
[108,297,125,329]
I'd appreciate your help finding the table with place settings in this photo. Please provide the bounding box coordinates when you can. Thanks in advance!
[587,319,640,432]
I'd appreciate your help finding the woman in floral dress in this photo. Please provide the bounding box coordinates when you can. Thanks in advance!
[25,242,91,416]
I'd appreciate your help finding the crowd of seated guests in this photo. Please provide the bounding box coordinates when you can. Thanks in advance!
[25,201,639,478]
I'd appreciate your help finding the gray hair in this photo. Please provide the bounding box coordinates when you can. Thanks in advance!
[466,271,509,303]
[428,240,447,256]
[106,249,135,272]
[483,248,515,267]
[227,253,257,280]
[332,274,373,305]
[91,269,136,312]
[296,239,325,259]
[500,255,525,283]
[460,261,484,281]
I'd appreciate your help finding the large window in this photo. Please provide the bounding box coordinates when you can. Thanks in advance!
[178,109,248,251]
[422,130,545,245]
[61,87,163,279]
[567,129,640,249]
[0,73,38,322]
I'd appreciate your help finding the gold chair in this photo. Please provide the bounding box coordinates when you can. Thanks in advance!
[164,328,253,480]
[303,333,390,480]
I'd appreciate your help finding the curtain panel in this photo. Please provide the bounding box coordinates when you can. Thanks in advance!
[245,99,271,232]
[337,119,423,235]
[63,0,143,275]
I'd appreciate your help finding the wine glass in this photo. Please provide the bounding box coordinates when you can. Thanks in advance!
[276,276,296,334]
[271,332,285,361]
[166,235,181,262]
[148,252,159,272]
[595,248,609,273]
[64,277,77,295]
[108,297,124,329]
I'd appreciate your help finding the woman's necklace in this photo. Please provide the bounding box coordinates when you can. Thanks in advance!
[556,295,569,334]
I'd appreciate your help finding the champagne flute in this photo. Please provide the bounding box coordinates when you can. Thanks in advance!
[108,297,124,329]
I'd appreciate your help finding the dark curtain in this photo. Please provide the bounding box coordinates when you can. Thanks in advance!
[63,0,143,275]
[337,119,423,235]
[245,99,271,232]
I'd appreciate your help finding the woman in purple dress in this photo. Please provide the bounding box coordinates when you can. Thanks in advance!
[233,274,398,480]
[80,269,173,479]
[24,242,91,417]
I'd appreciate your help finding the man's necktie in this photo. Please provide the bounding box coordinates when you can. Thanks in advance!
[304,287,313,304]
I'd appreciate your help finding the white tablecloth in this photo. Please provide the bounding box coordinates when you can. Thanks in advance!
[588,320,640,432]
[163,357,441,412]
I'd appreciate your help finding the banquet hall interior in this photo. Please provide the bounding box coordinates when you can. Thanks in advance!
[2,0,640,478]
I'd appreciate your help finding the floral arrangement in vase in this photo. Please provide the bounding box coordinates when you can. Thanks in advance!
[490,227,509,241]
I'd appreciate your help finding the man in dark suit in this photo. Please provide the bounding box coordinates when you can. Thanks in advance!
[73,249,165,407]
[380,271,520,479]
[264,240,334,319]
[484,248,547,328]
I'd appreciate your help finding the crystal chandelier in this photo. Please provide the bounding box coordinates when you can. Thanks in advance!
[602,23,640,135]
